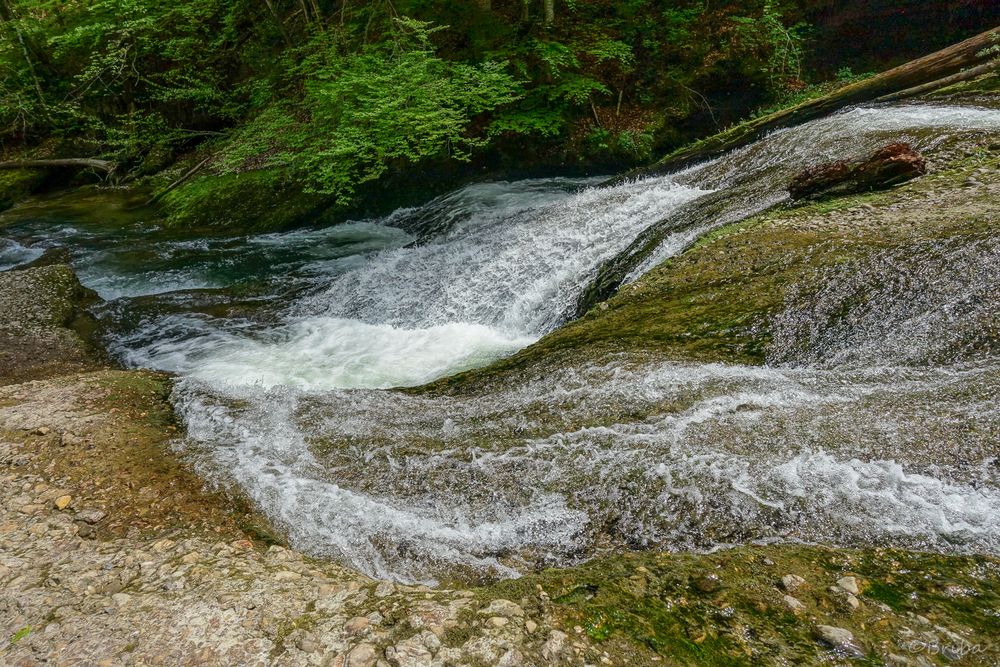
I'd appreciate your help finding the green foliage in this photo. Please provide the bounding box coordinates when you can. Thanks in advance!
[220,18,518,203]
[730,1,807,87]
[0,0,823,222]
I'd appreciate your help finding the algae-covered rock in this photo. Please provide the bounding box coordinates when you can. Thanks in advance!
[0,169,45,213]
[0,264,101,384]
[159,169,336,232]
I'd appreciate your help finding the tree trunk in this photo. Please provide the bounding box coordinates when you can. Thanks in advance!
[0,0,49,118]
[618,28,999,181]
[876,60,998,103]
[544,0,554,26]
[262,0,293,46]
[144,157,211,206]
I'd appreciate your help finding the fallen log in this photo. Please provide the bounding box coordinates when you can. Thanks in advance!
[788,143,927,200]
[875,60,999,103]
[614,28,998,183]
[0,158,116,172]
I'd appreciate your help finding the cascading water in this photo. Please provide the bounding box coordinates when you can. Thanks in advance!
[2,104,999,583]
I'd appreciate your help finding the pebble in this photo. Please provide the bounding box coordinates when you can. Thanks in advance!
[782,595,806,612]
[524,620,538,634]
[781,574,807,592]
[488,616,509,628]
[813,625,865,657]
[345,643,377,667]
[344,616,370,635]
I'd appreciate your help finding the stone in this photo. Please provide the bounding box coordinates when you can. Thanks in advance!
[781,574,807,592]
[524,620,538,634]
[813,625,865,657]
[345,616,370,635]
[374,581,395,598]
[782,595,805,612]
[542,630,568,661]
[487,616,508,628]
[296,632,320,653]
[385,636,433,665]
[422,631,441,652]
[497,648,525,666]
[694,574,721,593]
[75,508,106,524]
[836,576,860,595]
[345,644,378,667]
[478,599,524,618]
[35,426,51,436]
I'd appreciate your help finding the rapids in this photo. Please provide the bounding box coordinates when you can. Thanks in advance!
[2,104,999,583]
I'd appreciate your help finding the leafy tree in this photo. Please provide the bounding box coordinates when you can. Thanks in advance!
[220,17,518,202]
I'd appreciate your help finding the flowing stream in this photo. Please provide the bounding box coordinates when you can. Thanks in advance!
[2,104,999,583]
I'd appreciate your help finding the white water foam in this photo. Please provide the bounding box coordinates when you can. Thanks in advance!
[0,238,43,271]
[101,104,1000,582]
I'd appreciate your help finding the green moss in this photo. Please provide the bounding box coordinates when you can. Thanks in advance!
[0,169,45,212]
[9,626,31,645]
[159,169,337,233]
[478,545,1000,665]
[864,581,906,611]
[928,71,1000,103]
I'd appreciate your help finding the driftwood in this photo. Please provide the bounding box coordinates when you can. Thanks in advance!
[0,158,116,172]
[788,143,927,200]
[616,28,999,182]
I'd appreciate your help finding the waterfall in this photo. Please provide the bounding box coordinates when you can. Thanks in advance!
[4,103,999,583]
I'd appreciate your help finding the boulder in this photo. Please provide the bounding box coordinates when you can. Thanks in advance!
[789,143,927,200]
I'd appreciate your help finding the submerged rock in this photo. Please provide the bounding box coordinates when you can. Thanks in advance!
[789,142,927,200]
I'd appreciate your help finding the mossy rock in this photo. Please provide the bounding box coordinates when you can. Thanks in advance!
[159,169,337,233]
[0,169,46,213]
[479,544,1000,665]
[0,264,102,384]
